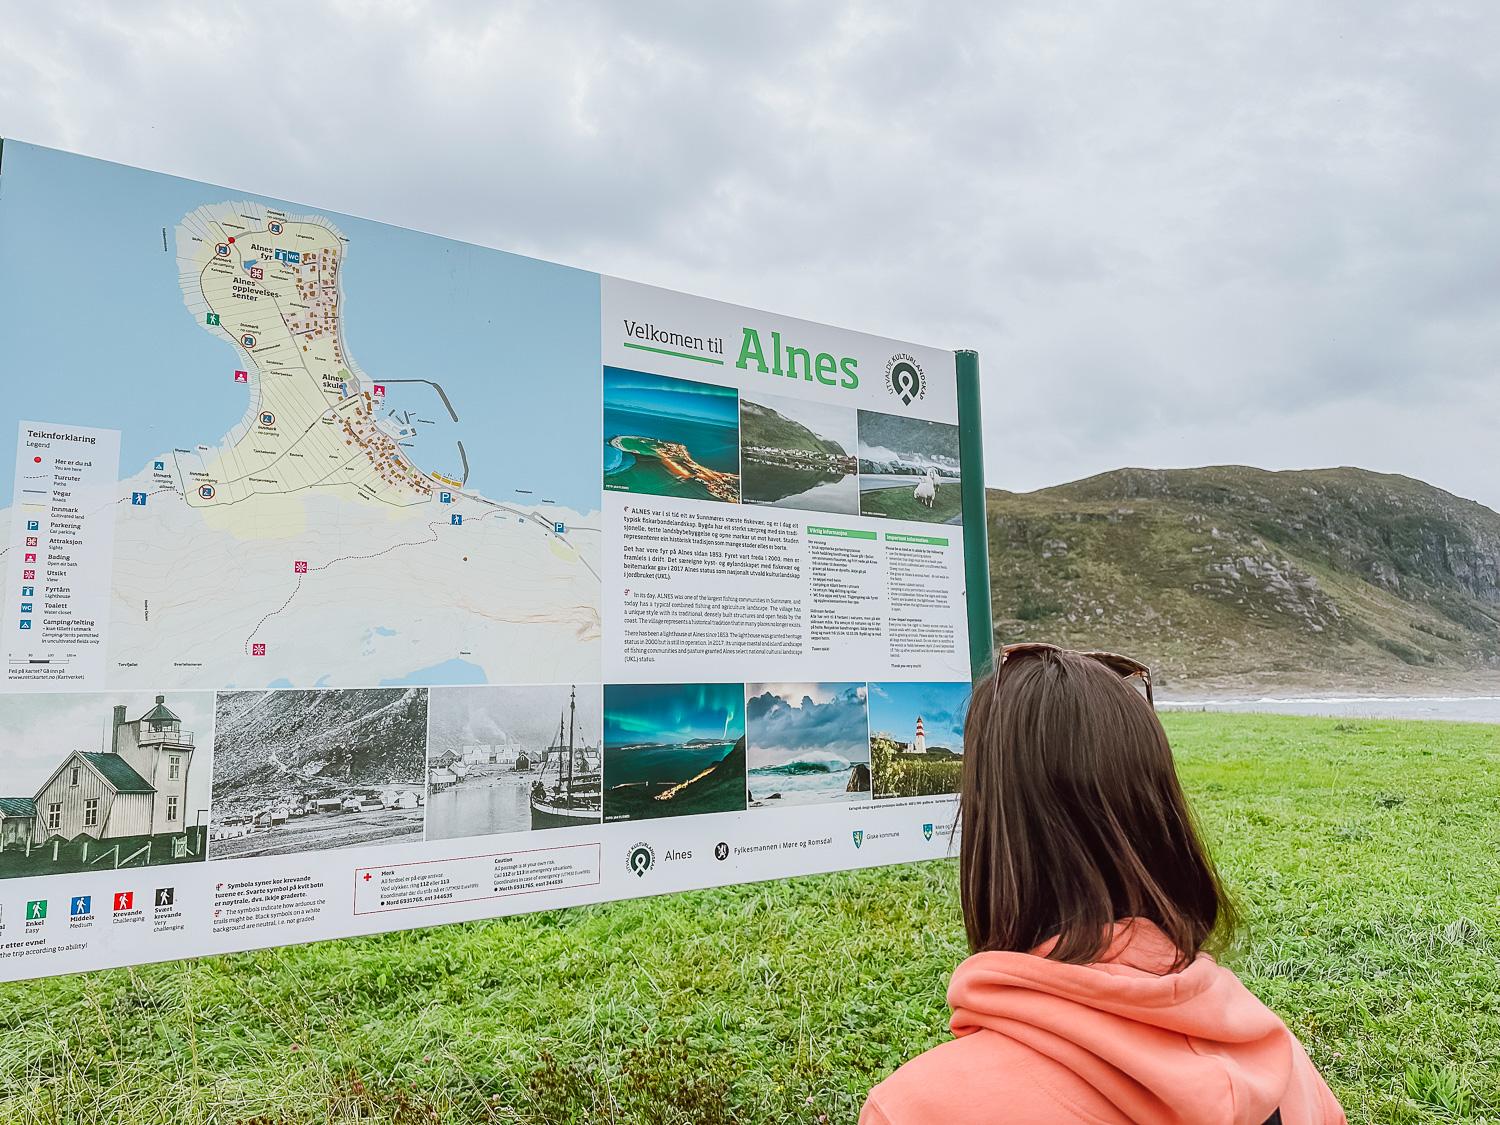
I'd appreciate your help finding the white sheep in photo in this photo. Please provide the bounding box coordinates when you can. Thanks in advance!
[914,467,939,509]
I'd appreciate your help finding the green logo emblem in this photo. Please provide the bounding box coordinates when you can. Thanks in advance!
[922,823,934,841]
[851,830,864,849]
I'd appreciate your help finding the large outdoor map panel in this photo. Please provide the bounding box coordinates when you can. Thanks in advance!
[0,142,982,980]
[0,143,600,692]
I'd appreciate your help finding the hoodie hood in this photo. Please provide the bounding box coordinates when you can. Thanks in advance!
[948,920,1295,1125]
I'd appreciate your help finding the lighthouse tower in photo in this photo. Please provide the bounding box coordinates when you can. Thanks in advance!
[914,717,926,756]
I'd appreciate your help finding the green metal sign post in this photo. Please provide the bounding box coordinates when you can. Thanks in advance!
[956,349,994,680]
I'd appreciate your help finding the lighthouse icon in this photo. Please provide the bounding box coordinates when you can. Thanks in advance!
[914,716,926,756]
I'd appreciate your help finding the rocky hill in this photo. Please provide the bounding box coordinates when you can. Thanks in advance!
[986,467,1500,693]
[212,687,429,801]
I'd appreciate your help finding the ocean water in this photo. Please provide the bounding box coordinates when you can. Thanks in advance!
[426,771,534,839]
[605,742,734,787]
[748,751,869,805]
[743,460,859,514]
[1158,695,1500,724]
[0,143,602,511]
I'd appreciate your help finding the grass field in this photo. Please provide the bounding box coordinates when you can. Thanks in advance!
[858,482,963,524]
[1,713,1496,1124]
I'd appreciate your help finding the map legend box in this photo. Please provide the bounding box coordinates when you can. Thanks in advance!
[4,421,121,688]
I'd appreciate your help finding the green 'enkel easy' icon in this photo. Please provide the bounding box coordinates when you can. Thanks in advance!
[205,312,221,326]
[26,899,46,921]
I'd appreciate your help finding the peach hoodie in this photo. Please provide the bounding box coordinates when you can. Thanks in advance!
[861,921,1345,1125]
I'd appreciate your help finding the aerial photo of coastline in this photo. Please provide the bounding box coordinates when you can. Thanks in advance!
[426,684,602,841]
[746,682,871,807]
[857,410,963,525]
[867,681,969,799]
[740,391,859,514]
[208,688,428,859]
[603,366,741,503]
[602,683,747,822]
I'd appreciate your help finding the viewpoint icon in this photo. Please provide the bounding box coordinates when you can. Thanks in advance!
[884,353,926,406]
[626,842,655,878]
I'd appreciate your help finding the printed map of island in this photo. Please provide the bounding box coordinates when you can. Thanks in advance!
[602,368,740,504]
[0,143,602,690]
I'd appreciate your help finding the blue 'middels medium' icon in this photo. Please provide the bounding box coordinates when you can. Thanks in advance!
[450,514,462,525]
[131,492,147,506]
[71,895,91,916]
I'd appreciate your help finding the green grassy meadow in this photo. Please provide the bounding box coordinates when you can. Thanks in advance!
[869,739,964,799]
[1,713,1496,1124]
[859,482,963,524]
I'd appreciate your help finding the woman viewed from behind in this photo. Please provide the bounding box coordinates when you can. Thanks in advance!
[862,645,1345,1125]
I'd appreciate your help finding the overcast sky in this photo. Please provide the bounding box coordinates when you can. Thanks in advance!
[3,2,1496,507]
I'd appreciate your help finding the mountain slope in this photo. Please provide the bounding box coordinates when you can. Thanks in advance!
[740,399,847,456]
[986,466,1500,691]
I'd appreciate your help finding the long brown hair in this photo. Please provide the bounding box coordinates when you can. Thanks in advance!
[959,649,1234,969]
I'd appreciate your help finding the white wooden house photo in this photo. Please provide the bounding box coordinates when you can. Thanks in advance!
[0,691,215,879]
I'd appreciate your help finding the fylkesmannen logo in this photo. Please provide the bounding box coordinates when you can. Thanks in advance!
[626,842,656,878]
[884,353,926,406]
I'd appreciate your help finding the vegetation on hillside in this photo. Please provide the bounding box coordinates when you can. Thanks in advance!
[987,466,1500,690]
[739,398,848,456]
[0,714,1494,1123]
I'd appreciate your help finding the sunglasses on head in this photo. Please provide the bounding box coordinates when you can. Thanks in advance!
[995,642,1155,706]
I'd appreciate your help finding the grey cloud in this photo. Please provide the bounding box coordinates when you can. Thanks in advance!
[2,0,1497,505]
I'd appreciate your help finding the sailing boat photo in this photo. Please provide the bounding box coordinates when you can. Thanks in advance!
[530,686,603,829]
[425,684,602,841]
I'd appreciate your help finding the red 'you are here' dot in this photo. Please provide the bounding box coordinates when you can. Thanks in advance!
[227,237,235,244]
[34,456,42,463]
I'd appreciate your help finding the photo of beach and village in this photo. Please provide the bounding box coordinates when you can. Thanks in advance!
[602,683,747,822]
[739,391,859,514]
[857,411,963,525]
[425,684,602,841]
[603,367,741,504]
[746,683,871,807]
[208,688,429,859]
[866,681,970,799]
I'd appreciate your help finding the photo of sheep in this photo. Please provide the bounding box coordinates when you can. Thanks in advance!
[208,688,429,860]
[867,681,970,799]
[740,391,860,514]
[857,410,963,524]
[746,683,871,807]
